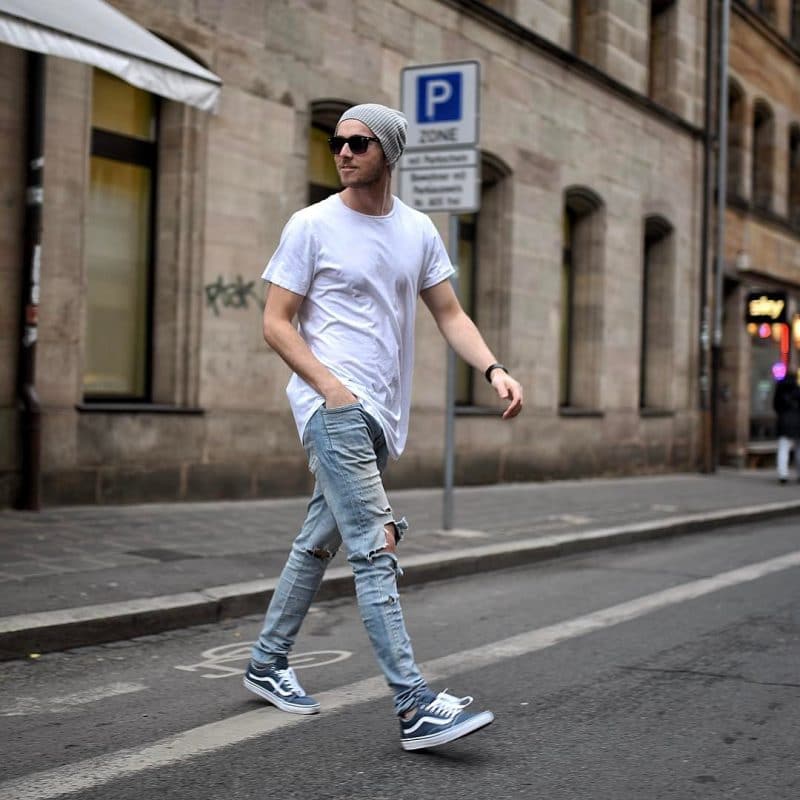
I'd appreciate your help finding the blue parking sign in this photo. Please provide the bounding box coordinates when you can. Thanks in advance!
[416,72,462,123]
[401,61,479,150]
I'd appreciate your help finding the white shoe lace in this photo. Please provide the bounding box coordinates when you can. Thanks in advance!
[276,666,306,697]
[426,690,474,718]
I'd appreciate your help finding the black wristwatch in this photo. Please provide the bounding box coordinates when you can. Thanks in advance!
[484,363,509,383]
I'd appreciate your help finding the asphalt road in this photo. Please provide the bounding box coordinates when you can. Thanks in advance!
[2,518,798,799]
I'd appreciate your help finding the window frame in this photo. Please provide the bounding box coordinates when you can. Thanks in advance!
[560,186,605,413]
[453,153,512,413]
[639,215,675,411]
[647,0,678,106]
[83,76,160,403]
[751,100,775,212]
[788,123,800,228]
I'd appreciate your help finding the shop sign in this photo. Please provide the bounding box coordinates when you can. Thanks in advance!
[745,292,787,324]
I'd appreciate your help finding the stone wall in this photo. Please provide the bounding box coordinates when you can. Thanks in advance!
[1,0,709,504]
[716,1,800,463]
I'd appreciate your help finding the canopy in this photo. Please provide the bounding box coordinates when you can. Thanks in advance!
[0,0,221,112]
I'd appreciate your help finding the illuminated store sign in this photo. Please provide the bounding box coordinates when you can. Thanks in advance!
[745,292,787,324]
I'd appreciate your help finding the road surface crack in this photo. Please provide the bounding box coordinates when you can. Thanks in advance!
[620,665,800,689]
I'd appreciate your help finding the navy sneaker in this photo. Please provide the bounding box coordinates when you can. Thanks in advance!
[400,690,494,751]
[243,662,321,715]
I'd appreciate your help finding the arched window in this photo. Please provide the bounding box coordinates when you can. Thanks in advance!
[727,79,746,199]
[752,100,775,211]
[640,216,674,410]
[789,124,800,228]
[456,154,512,407]
[308,100,348,204]
[572,0,598,62]
[84,70,157,399]
[648,0,677,107]
[481,0,515,14]
[561,187,605,409]
[755,0,778,25]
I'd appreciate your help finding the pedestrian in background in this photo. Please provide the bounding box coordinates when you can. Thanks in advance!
[244,103,523,750]
[773,369,800,483]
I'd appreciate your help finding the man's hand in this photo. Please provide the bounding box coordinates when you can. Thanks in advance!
[324,383,358,409]
[491,371,523,419]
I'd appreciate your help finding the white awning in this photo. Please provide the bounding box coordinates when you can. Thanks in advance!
[0,0,221,112]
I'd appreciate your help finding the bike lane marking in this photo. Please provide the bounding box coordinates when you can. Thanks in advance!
[174,647,352,679]
[3,548,800,800]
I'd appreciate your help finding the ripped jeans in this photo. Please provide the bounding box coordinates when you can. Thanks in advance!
[250,402,429,715]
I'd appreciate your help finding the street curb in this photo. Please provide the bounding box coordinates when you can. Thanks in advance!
[2,500,799,661]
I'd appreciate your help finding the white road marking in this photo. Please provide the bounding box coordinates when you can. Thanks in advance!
[557,514,592,524]
[174,647,351,679]
[0,682,146,717]
[3,549,799,800]
[437,528,490,539]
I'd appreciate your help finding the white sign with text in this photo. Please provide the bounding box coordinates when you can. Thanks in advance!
[399,61,480,214]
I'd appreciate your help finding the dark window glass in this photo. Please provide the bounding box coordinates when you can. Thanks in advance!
[84,70,157,399]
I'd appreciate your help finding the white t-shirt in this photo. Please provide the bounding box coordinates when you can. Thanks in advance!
[262,193,454,459]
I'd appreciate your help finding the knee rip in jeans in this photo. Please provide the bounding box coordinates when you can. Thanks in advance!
[368,516,407,565]
[366,543,405,579]
[304,545,338,561]
[380,516,408,553]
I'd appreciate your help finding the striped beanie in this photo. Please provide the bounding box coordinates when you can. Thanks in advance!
[336,103,408,169]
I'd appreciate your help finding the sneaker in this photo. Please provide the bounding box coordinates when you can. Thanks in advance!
[243,662,321,715]
[400,690,494,751]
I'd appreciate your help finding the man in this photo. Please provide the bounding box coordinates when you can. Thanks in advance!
[245,103,523,751]
[773,369,800,483]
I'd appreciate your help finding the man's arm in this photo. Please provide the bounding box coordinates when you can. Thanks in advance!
[263,283,357,409]
[420,279,523,419]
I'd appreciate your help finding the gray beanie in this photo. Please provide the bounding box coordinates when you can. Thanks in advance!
[336,103,408,168]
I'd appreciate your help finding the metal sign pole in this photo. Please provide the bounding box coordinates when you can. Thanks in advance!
[397,60,479,532]
[443,213,459,530]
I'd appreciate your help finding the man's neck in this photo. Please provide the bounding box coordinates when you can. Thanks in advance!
[339,179,394,216]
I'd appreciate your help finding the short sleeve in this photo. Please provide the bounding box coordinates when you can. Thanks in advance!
[420,216,456,291]
[261,212,317,296]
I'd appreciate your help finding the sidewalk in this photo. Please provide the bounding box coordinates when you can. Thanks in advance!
[1,469,799,660]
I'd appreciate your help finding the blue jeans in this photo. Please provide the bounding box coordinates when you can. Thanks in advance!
[251,402,429,715]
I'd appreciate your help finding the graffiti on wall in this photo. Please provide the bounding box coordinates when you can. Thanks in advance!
[205,275,264,316]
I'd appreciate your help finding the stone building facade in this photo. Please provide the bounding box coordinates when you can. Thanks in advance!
[717,0,800,464]
[1,0,710,506]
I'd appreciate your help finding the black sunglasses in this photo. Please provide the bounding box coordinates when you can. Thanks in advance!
[327,135,380,155]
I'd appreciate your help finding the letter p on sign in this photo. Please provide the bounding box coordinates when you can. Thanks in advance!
[417,72,462,122]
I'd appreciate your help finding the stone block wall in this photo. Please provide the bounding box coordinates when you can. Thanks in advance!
[1,0,709,504]
[715,1,800,464]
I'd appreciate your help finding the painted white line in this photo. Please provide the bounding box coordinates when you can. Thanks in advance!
[557,514,592,524]
[3,549,800,800]
[0,682,146,717]
[437,528,490,539]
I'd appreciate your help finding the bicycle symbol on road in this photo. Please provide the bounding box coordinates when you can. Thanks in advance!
[174,644,351,679]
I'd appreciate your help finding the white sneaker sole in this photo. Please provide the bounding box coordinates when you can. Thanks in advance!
[243,676,321,715]
[401,710,495,751]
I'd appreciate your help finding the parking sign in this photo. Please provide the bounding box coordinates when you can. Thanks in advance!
[417,72,462,122]
[401,61,479,150]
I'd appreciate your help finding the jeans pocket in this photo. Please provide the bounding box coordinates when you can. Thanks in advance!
[321,401,362,414]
